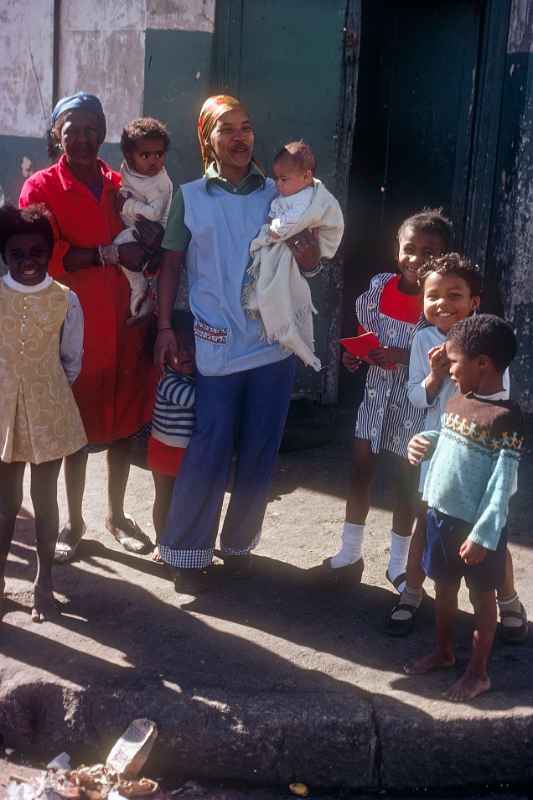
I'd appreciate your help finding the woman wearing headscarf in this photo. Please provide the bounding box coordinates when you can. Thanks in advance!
[20,92,158,562]
[156,95,322,590]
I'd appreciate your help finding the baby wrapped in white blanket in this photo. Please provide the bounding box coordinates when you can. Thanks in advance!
[243,142,344,371]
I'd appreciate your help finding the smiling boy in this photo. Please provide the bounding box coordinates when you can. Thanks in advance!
[405,314,524,701]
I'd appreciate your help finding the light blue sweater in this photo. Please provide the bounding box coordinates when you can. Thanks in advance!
[421,393,523,550]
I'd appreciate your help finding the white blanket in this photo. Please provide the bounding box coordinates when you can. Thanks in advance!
[243,179,344,371]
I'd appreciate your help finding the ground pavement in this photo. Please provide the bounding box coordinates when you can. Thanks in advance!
[0,423,532,792]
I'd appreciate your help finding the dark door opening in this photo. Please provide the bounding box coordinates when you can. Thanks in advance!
[340,0,483,402]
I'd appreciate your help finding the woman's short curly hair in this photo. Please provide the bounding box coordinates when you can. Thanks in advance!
[417,252,483,296]
[120,117,170,160]
[0,203,54,260]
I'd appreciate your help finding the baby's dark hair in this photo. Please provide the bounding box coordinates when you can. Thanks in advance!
[120,117,170,160]
[448,313,517,372]
[418,252,483,296]
[0,203,54,259]
[398,208,453,251]
[273,140,316,173]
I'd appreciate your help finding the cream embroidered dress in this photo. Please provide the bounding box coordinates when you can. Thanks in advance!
[0,279,87,464]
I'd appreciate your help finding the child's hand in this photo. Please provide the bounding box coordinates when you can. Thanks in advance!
[368,346,397,368]
[407,434,433,465]
[459,539,487,566]
[428,344,449,379]
[342,351,362,372]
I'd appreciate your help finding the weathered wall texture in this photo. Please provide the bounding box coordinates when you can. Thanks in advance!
[57,1,215,143]
[0,0,215,207]
[57,2,146,143]
[0,0,54,138]
[492,0,533,410]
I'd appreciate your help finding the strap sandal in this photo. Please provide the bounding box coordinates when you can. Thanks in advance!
[105,514,152,554]
[386,570,407,593]
[499,603,528,644]
[386,600,419,637]
[54,522,87,564]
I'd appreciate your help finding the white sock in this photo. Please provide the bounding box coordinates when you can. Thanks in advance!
[387,530,412,591]
[330,522,364,568]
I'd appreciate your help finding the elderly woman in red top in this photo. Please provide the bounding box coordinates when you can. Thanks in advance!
[20,92,157,562]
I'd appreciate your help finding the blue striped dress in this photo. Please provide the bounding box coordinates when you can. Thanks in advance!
[151,370,195,448]
[354,273,425,458]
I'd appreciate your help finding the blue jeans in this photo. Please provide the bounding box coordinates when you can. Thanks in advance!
[160,356,296,569]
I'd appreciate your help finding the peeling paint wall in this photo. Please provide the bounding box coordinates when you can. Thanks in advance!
[0,0,54,138]
[57,2,146,143]
[0,0,215,204]
[57,1,215,143]
[491,0,533,411]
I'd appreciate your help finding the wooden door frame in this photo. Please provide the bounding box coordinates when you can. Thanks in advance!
[463,0,513,269]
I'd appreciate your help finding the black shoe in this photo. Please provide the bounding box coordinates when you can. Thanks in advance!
[174,567,214,594]
[221,554,253,578]
[309,557,364,587]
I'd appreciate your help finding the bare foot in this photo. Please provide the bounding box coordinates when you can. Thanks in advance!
[404,650,456,675]
[31,585,59,623]
[445,671,491,702]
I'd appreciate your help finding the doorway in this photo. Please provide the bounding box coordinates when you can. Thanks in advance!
[340,0,484,399]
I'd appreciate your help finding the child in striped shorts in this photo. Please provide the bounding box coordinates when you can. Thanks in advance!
[148,312,195,561]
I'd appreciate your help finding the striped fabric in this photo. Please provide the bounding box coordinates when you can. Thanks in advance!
[151,369,195,448]
[354,273,425,458]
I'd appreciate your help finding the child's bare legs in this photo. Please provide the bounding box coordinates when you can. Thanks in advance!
[445,588,495,701]
[152,472,175,561]
[388,504,427,633]
[405,507,427,590]
[496,549,527,641]
[328,439,376,572]
[346,438,377,523]
[30,459,62,622]
[0,461,24,618]
[64,447,88,535]
[404,579,458,674]
[387,456,417,591]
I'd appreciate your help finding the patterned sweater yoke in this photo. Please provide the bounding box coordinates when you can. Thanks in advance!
[422,393,524,550]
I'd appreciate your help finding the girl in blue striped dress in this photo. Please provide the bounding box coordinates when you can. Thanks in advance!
[148,312,195,561]
[322,210,453,591]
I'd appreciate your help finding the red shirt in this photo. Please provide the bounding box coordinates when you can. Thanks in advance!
[20,155,156,444]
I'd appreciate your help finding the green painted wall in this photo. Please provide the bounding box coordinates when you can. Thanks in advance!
[143,29,214,186]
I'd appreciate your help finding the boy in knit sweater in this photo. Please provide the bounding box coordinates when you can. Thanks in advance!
[405,314,524,701]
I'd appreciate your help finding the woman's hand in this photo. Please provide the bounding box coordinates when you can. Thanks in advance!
[155,329,179,369]
[115,191,130,215]
[459,539,487,566]
[287,228,321,272]
[134,216,165,254]
[342,351,363,372]
[407,434,433,465]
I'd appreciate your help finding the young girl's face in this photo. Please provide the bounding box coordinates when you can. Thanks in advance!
[5,233,50,286]
[397,226,445,288]
[423,272,480,334]
[129,137,167,177]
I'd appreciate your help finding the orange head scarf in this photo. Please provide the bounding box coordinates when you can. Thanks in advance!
[197,94,248,172]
